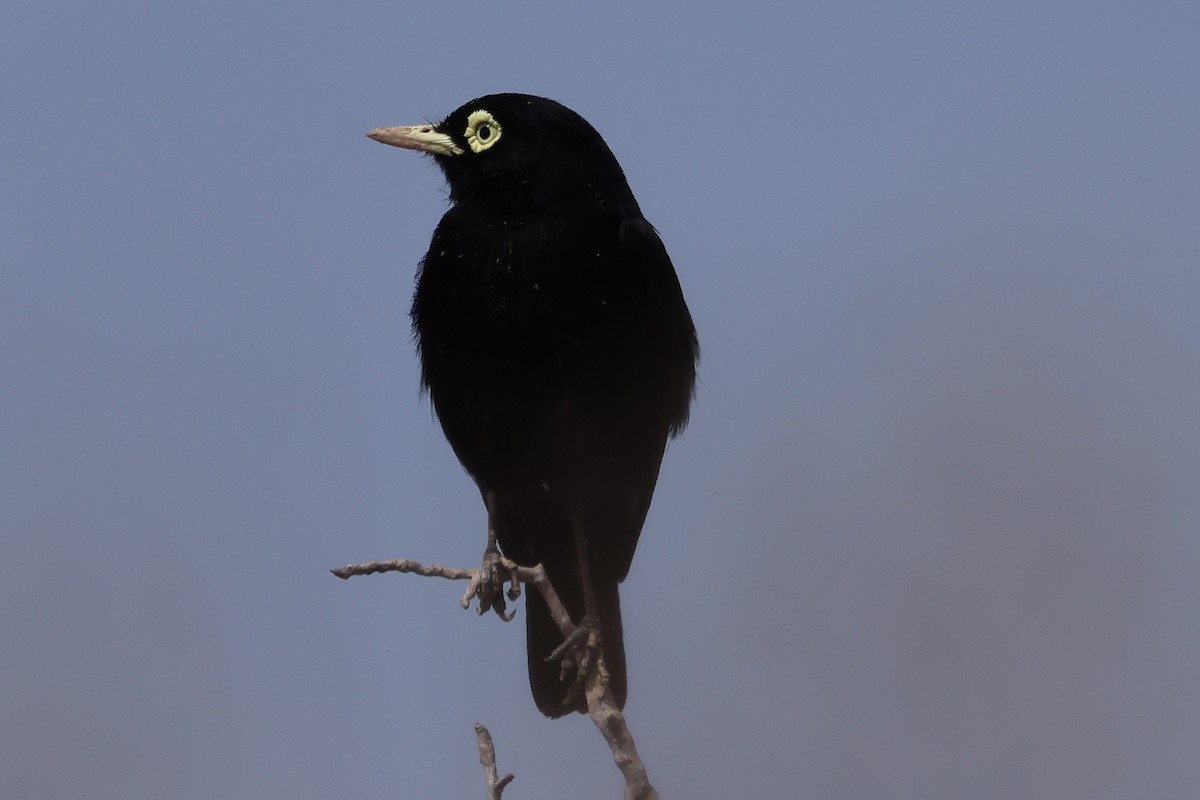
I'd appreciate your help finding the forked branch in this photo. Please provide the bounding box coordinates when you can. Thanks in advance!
[332,556,660,800]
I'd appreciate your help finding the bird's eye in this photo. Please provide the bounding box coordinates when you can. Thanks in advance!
[465,110,502,153]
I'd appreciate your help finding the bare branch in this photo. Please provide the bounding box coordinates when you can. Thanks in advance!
[331,558,475,581]
[333,555,662,798]
[586,685,660,800]
[475,723,515,800]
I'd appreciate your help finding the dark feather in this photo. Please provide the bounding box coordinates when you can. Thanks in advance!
[393,94,697,716]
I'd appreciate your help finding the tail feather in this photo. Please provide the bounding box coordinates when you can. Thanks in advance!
[525,578,626,718]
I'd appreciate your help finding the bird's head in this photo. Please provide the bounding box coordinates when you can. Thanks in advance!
[368,93,639,214]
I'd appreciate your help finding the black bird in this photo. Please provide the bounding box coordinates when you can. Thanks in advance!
[368,94,697,717]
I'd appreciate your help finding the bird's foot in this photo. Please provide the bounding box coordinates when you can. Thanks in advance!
[462,548,522,620]
[547,614,606,708]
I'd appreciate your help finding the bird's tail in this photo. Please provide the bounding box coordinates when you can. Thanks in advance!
[525,575,626,718]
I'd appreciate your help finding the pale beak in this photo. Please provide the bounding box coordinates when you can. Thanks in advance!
[366,124,463,156]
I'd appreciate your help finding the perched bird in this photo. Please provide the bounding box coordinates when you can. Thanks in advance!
[368,94,697,717]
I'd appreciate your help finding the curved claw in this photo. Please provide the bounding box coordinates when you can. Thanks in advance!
[546,614,604,708]
[465,548,521,621]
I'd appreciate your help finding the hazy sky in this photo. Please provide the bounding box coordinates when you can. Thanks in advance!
[4,2,1199,798]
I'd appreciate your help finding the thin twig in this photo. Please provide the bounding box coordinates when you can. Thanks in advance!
[331,558,476,581]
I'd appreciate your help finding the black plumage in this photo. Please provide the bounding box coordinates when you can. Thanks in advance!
[368,94,697,717]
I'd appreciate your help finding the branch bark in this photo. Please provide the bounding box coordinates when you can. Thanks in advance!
[474,723,514,800]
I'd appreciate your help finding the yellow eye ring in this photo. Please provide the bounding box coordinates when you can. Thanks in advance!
[465,110,502,153]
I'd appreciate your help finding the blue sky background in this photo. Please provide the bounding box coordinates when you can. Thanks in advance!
[4,2,1199,798]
